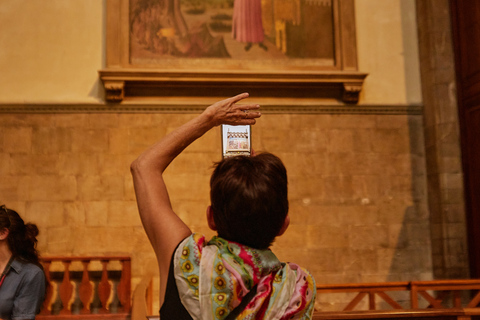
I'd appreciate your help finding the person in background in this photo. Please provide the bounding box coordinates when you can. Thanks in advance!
[131,93,316,319]
[0,205,46,320]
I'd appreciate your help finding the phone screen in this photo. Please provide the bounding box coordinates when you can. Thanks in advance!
[221,125,251,158]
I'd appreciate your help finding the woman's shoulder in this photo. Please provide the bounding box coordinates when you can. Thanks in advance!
[12,259,45,278]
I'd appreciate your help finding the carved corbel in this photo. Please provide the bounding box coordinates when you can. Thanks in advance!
[103,80,125,103]
[342,82,363,104]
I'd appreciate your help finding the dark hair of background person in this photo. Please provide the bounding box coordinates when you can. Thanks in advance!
[0,205,43,268]
[210,153,289,249]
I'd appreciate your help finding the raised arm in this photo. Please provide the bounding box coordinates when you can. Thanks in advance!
[130,93,260,304]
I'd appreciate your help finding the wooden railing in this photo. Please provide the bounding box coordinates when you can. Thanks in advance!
[38,256,131,320]
[316,280,480,311]
[314,279,480,319]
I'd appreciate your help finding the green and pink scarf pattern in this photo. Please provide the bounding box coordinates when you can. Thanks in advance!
[174,233,316,320]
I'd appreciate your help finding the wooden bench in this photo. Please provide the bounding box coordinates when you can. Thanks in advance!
[37,256,131,319]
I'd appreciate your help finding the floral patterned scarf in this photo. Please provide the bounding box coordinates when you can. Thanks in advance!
[173,233,316,320]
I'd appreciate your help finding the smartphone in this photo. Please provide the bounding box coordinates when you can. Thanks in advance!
[221,125,251,158]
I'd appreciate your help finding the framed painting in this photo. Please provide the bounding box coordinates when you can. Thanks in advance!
[99,0,367,103]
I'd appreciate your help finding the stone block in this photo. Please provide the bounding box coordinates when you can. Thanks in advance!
[164,173,210,201]
[378,154,413,175]
[71,128,109,153]
[5,115,56,127]
[438,156,463,174]
[32,127,72,154]
[28,175,77,201]
[275,224,311,249]
[352,129,374,153]
[441,187,465,205]
[444,204,466,223]
[3,127,32,153]
[10,154,59,175]
[25,201,65,228]
[348,225,389,250]
[75,226,137,254]
[108,128,131,155]
[54,114,89,128]
[439,172,464,190]
[325,152,356,175]
[45,226,77,253]
[64,202,86,225]
[107,200,142,227]
[98,154,133,176]
[371,128,411,154]
[77,175,124,201]
[87,113,119,128]
[326,129,355,153]
[259,127,296,152]
[375,115,409,129]
[341,248,379,273]
[84,201,108,226]
[261,114,293,129]
[323,175,354,201]
[0,153,10,175]
[352,175,381,200]
[330,114,376,129]
[118,114,156,128]
[127,127,167,155]
[306,225,349,248]
[168,152,217,175]
[377,202,415,225]
[289,174,324,201]
[445,222,468,239]
[58,153,100,175]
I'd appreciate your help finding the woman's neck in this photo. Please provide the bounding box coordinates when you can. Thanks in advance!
[0,243,13,274]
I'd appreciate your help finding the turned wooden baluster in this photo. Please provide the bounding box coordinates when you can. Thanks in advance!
[79,260,93,313]
[117,258,131,311]
[98,259,111,313]
[59,260,74,314]
[40,260,53,315]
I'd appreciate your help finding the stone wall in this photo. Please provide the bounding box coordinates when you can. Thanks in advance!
[0,110,430,311]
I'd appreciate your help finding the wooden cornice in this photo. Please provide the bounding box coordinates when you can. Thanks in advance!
[98,69,368,104]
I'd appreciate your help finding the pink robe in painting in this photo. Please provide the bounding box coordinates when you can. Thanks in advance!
[232,0,265,43]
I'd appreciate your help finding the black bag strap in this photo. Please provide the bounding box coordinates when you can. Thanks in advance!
[224,284,258,320]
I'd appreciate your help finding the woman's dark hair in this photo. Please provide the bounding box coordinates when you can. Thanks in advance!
[210,153,289,249]
[0,205,42,267]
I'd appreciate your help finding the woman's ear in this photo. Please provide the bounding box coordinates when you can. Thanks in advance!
[277,215,290,236]
[206,206,217,231]
[0,228,9,241]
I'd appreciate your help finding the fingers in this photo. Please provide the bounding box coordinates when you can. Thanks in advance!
[228,92,250,104]
[205,93,261,126]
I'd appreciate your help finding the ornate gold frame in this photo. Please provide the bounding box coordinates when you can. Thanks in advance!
[99,0,367,104]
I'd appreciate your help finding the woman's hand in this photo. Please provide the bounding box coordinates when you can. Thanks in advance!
[203,92,261,127]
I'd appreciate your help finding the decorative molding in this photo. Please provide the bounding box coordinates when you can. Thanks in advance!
[99,69,368,104]
[342,82,364,104]
[103,80,125,102]
[0,102,423,115]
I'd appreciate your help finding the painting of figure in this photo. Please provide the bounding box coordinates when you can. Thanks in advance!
[130,0,335,64]
[232,0,268,51]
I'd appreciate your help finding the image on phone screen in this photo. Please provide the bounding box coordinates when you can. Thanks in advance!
[221,125,251,158]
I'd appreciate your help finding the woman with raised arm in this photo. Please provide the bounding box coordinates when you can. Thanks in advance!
[131,93,316,320]
[0,205,46,320]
